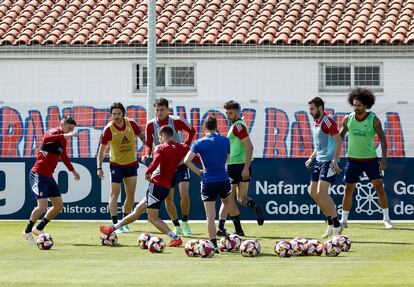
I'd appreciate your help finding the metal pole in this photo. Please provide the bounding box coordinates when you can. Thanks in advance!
[147,0,156,121]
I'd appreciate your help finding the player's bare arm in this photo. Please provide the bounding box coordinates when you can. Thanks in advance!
[374,116,388,171]
[184,151,203,177]
[339,115,349,140]
[96,144,108,179]
[331,133,343,173]
[241,136,253,180]
[138,132,145,145]
[305,149,317,169]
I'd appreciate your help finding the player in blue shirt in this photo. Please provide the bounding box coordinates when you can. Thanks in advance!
[184,116,239,252]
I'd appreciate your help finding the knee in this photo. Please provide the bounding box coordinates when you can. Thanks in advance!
[54,202,64,211]
[110,192,119,201]
[36,205,48,214]
[147,213,157,223]
[165,196,174,204]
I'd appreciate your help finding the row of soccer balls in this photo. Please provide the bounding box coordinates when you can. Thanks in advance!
[100,232,352,258]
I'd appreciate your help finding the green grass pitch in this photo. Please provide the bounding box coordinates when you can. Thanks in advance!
[1,221,413,286]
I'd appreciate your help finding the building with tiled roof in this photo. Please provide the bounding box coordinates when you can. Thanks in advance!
[0,0,414,45]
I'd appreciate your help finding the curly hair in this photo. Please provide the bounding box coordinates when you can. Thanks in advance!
[348,88,376,109]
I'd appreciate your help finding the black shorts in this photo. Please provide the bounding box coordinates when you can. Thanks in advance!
[311,160,337,184]
[29,171,61,199]
[228,164,252,184]
[171,164,190,187]
[344,159,382,184]
[110,163,138,183]
[146,183,170,209]
[200,180,232,202]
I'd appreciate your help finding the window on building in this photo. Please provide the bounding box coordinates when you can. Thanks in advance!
[135,64,196,92]
[319,63,383,93]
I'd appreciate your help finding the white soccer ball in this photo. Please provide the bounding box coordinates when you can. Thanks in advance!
[240,239,260,257]
[323,239,341,257]
[229,234,242,251]
[274,240,293,258]
[290,238,306,256]
[333,235,352,252]
[184,239,199,257]
[36,233,54,250]
[197,240,215,258]
[218,236,236,252]
[305,239,323,256]
[137,232,152,249]
[148,236,166,253]
[100,232,118,247]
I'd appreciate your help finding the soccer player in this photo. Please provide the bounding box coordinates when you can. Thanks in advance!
[305,97,343,238]
[23,116,80,244]
[141,97,196,237]
[339,88,394,229]
[97,102,145,233]
[101,125,186,247]
[217,100,264,236]
[184,116,239,252]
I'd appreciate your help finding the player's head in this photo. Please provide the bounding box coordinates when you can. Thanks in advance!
[158,125,174,143]
[308,97,325,120]
[60,116,77,133]
[224,100,241,123]
[110,102,126,124]
[154,97,169,120]
[348,88,375,115]
[204,115,217,132]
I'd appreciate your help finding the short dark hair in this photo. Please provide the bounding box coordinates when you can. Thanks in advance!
[204,116,217,131]
[154,97,169,108]
[110,102,126,116]
[308,97,325,109]
[61,116,77,126]
[348,88,376,109]
[159,125,173,138]
[223,100,241,111]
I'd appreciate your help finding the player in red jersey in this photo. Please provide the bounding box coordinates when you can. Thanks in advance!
[23,116,80,244]
[100,125,188,247]
[141,98,196,237]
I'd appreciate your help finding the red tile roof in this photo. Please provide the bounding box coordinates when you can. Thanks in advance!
[0,0,414,46]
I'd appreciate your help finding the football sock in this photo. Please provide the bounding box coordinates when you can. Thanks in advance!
[231,215,243,233]
[36,218,50,231]
[246,198,256,209]
[111,216,118,224]
[172,219,180,227]
[182,215,188,222]
[211,238,217,247]
[167,231,179,240]
[218,219,226,230]
[341,210,349,223]
[382,208,390,221]
[332,217,341,228]
[327,216,333,226]
[25,220,35,233]
[114,223,123,229]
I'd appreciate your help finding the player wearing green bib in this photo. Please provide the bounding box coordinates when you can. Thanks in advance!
[339,88,394,229]
[217,101,264,236]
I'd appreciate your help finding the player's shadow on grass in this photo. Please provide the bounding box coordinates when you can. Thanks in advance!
[69,243,132,247]
[353,241,412,245]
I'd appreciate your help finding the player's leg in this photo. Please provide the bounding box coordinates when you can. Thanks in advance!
[340,159,360,227]
[203,201,217,250]
[100,198,147,235]
[24,198,48,244]
[34,195,64,234]
[121,174,138,232]
[109,182,121,223]
[317,180,341,237]
[178,181,191,236]
[165,187,181,235]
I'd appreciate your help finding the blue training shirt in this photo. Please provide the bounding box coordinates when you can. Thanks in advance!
[190,133,230,183]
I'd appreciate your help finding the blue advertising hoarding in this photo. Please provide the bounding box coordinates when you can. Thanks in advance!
[0,158,413,220]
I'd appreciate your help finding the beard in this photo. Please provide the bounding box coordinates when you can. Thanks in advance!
[312,111,321,119]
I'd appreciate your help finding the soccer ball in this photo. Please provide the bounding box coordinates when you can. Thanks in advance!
[148,236,166,253]
[218,236,236,252]
[100,232,118,247]
[137,232,152,249]
[323,239,341,257]
[333,235,352,252]
[305,239,323,256]
[290,238,306,256]
[36,233,54,250]
[184,239,199,257]
[229,234,242,251]
[274,240,293,258]
[197,240,215,258]
[240,239,260,257]
[293,237,308,254]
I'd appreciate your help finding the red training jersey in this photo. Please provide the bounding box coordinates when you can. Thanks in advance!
[143,116,196,156]
[31,127,74,178]
[146,141,190,189]
[314,114,339,136]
